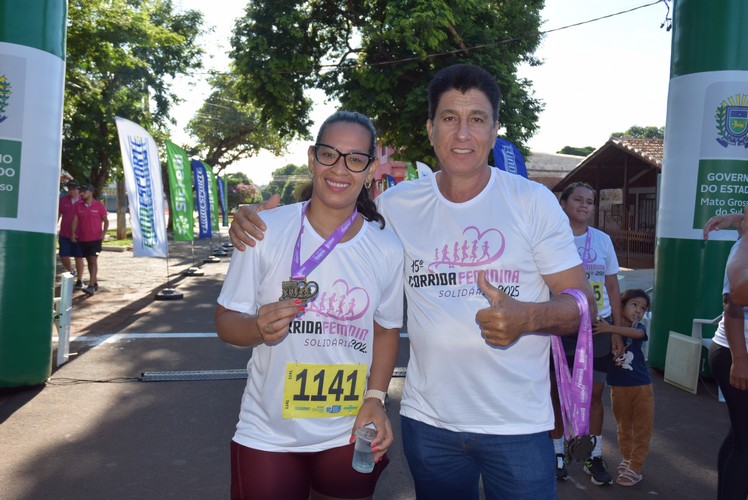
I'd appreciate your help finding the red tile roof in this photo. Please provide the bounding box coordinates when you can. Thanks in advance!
[611,138,663,168]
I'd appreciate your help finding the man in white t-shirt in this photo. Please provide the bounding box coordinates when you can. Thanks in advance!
[229,64,595,499]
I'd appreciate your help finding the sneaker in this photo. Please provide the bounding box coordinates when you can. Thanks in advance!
[71,269,77,277]
[83,285,96,296]
[74,280,84,290]
[584,456,613,485]
[93,283,98,292]
[555,453,568,481]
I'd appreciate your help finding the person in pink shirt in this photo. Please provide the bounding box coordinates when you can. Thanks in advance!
[71,184,109,295]
[58,180,85,289]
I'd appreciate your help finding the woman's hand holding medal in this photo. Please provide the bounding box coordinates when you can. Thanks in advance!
[256,299,306,345]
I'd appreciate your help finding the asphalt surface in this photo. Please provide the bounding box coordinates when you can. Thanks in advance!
[0,239,726,499]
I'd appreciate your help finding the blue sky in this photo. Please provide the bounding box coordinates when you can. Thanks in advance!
[172,0,672,184]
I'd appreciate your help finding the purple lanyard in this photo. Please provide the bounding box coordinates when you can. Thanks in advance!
[551,288,593,439]
[581,229,591,268]
[291,201,358,279]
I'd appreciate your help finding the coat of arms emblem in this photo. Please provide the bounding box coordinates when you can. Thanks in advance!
[716,93,748,148]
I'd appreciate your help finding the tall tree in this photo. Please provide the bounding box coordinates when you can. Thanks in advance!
[611,125,665,140]
[63,0,204,193]
[186,72,287,174]
[263,164,308,202]
[225,172,251,185]
[231,0,544,165]
[557,145,594,156]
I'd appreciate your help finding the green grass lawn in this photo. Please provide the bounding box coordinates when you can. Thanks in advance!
[104,229,133,247]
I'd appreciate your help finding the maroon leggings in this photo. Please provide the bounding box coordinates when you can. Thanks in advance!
[230,440,389,500]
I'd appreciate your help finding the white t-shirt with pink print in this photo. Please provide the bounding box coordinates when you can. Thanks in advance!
[218,202,404,452]
[377,167,581,435]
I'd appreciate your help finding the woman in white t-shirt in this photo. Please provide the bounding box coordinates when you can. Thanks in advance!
[215,111,404,500]
[551,182,622,485]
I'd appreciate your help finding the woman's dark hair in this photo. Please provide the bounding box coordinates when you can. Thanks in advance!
[560,182,596,202]
[621,288,651,310]
[314,110,385,229]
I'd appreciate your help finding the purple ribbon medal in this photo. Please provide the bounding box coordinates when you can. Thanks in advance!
[551,288,594,462]
[280,201,357,304]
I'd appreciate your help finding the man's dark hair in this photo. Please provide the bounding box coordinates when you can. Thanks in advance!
[427,64,502,122]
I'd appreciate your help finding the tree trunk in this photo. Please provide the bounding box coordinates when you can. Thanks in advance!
[116,179,127,239]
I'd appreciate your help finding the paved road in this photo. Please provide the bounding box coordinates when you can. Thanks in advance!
[0,243,725,499]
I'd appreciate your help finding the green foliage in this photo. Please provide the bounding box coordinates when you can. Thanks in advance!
[280,182,297,205]
[611,125,665,140]
[230,0,544,164]
[263,163,308,203]
[186,72,287,173]
[225,171,251,185]
[63,0,204,191]
[557,145,595,156]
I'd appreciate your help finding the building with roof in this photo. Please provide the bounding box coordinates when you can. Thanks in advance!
[525,151,585,189]
[553,137,663,268]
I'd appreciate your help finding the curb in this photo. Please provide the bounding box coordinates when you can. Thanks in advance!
[101,245,132,252]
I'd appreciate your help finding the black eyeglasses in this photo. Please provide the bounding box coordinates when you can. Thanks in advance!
[313,143,375,173]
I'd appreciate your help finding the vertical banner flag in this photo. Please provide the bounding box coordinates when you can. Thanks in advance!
[164,140,194,241]
[192,159,211,239]
[205,164,220,232]
[217,176,228,227]
[115,117,168,257]
[493,138,528,178]
[405,163,418,180]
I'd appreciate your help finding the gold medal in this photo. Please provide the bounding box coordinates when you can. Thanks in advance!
[567,434,596,462]
[280,277,319,303]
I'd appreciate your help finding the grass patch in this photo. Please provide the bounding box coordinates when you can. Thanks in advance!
[104,229,133,247]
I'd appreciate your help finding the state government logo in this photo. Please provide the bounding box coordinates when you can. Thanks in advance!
[716,93,748,148]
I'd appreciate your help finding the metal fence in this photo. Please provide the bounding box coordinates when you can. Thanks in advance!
[599,204,656,269]
[607,228,655,268]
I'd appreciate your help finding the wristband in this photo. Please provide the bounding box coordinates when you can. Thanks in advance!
[364,389,386,406]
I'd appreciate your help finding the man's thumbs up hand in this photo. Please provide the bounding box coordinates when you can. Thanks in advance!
[476,271,530,347]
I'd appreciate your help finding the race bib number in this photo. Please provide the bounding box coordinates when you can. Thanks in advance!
[283,363,366,419]
[591,282,604,310]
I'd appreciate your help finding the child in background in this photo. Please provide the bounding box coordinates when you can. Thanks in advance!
[594,289,653,487]
[555,182,622,486]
